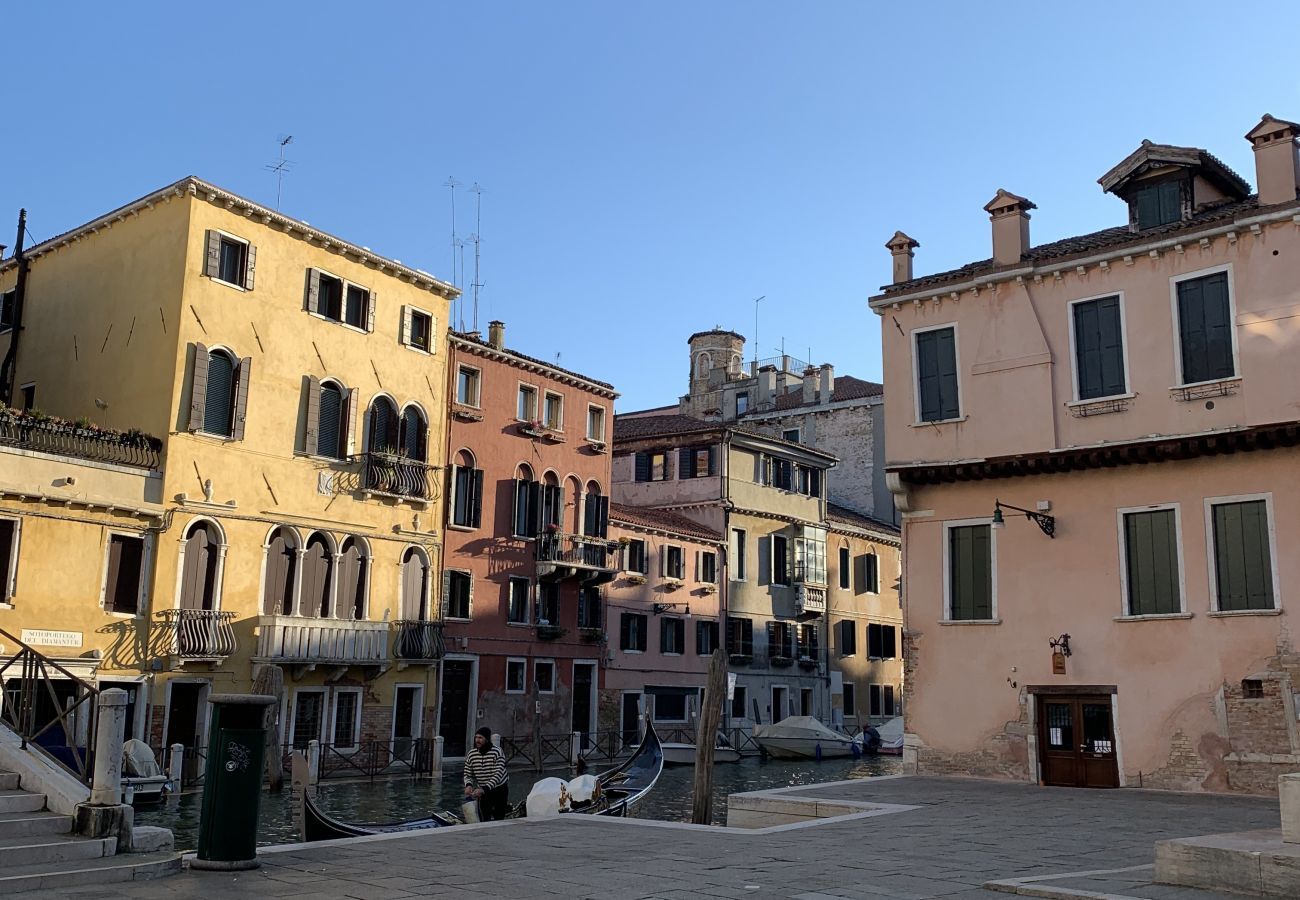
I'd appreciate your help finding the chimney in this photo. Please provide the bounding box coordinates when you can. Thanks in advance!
[984,189,1036,266]
[758,365,777,407]
[1246,114,1300,206]
[885,231,920,284]
[820,364,834,402]
[488,320,505,350]
[802,366,819,404]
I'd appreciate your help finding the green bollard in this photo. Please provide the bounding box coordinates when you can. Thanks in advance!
[191,694,277,870]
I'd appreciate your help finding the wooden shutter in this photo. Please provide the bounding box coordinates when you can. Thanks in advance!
[883,625,896,659]
[232,356,253,440]
[1124,510,1179,615]
[400,305,412,346]
[634,452,651,482]
[917,328,959,422]
[868,623,881,658]
[1177,274,1233,384]
[244,243,257,290]
[706,445,716,476]
[949,525,992,619]
[679,447,695,479]
[866,553,879,592]
[1212,500,1274,611]
[470,469,485,528]
[366,291,377,333]
[204,230,221,277]
[304,375,321,456]
[596,495,609,538]
[620,613,632,650]
[104,535,143,615]
[1136,186,1161,229]
[1202,273,1233,380]
[440,569,451,619]
[658,546,666,578]
[188,343,210,432]
[305,269,321,313]
[1075,296,1125,400]
[526,481,543,537]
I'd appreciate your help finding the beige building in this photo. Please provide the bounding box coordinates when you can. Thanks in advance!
[0,177,455,771]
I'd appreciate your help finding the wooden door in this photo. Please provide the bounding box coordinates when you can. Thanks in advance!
[439,661,473,757]
[1037,695,1119,788]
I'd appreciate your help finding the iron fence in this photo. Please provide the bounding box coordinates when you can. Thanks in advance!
[358,452,435,501]
[155,609,238,660]
[0,628,99,782]
[0,412,161,469]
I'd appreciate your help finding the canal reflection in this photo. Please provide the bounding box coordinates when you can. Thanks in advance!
[136,753,902,850]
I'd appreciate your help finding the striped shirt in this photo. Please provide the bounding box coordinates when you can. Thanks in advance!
[463,745,508,790]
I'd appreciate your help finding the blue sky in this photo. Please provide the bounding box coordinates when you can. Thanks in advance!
[7,2,1300,411]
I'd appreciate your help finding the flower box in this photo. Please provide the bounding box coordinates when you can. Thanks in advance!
[623,574,647,586]
[578,627,603,642]
[770,655,794,668]
[728,653,753,666]
[536,624,566,641]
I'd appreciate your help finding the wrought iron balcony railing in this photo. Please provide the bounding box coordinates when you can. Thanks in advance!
[157,609,238,661]
[0,412,162,470]
[535,532,618,582]
[392,620,445,662]
[358,452,435,501]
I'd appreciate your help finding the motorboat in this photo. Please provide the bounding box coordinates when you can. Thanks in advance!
[660,738,741,766]
[300,720,663,841]
[752,716,857,759]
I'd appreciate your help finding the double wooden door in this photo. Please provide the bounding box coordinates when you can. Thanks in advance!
[1037,694,1119,788]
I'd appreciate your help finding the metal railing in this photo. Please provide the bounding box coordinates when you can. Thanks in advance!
[156,609,238,660]
[358,451,435,501]
[392,620,445,662]
[295,739,439,780]
[499,729,630,770]
[536,533,617,571]
[0,412,161,469]
[654,724,763,754]
[0,628,99,782]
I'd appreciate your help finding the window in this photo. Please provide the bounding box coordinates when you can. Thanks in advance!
[735,392,749,415]
[291,691,324,749]
[857,553,880,594]
[506,659,527,693]
[578,586,601,629]
[696,620,719,655]
[102,534,145,615]
[0,289,14,331]
[797,624,818,660]
[507,578,530,624]
[582,490,609,539]
[915,326,959,423]
[539,481,563,532]
[305,270,375,331]
[189,345,250,440]
[767,622,794,660]
[839,548,850,590]
[450,464,484,528]
[771,534,789,586]
[0,518,18,604]
[337,537,368,620]
[731,529,746,581]
[624,539,647,574]
[868,623,897,659]
[401,306,433,353]
[652,690,688,723]
[620,613,648,652]
[331,690,361,750]
[731,685,747,720]
[869,684,882,717]
[782,428,800,443]
[1134,180,1182,229]
[662,545,685,580]
[1072,295,1127,400]
[678,445,714,478]
[793,528,826,585]
[513,474,539,538]
[19,384,34,412]
[204,230,255,290]
[399,406,426,461]
[947,523,993,621]
[445,570,472,620]
[179,520,223,613]
[633,451,670,481]
[316,272,343,319]
[726,617,754,656]
[543,392,563,430]
[698,551,717,584]
[307,378,351,460]
[765,456,794,491]
[883,685,896,717]
[344,285,370,329]
[1242,679,1264,699]
[660,617,685,654]
[838,620,856,656]
[517,385,538,421]
[1209,498,1275,612]
[1121,507,1182,616]
[264,527,298,616]
[456,366,480,406]
[1175,270,1235,385]
[843,683,856,717]
[536,583,560,625]
[534,660,555,694]
[587,406,606,441]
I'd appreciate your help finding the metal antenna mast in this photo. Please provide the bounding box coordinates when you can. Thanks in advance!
[469,183,485,333]
[265,136,293,209]
[443,176,461,327]
[752,295,766,373]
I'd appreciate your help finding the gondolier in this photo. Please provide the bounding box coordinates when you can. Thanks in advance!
[464,726,509,820]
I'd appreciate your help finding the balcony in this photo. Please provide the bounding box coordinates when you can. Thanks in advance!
[535,532,618,585]
[357,452,435,503]
[256,615,389,674]
[795,584,826,617]
[156,609,237,663]
[393,620,445,665]
[0,410,161,470]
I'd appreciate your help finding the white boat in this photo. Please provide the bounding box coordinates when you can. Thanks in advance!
[855,716,905,756]
[752,716,857,759]
[661,742,742,766]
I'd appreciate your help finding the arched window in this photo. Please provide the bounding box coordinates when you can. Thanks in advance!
[541,471,563,532]
[318,381,347,460]
[399,405,426,461]
[337,537,369,620]
[514,464,537,538]
[583,481,609,538]
[400,546,430,620]
[179,520,221,611]
[203,350,236,437]
[368,397,399,454]
[696,353,711,378]
[565,475,583,532]
[301,533,334,618]
[263,527,298,615]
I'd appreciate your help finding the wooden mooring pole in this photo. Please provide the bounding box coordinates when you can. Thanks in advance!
[692,649,728,825]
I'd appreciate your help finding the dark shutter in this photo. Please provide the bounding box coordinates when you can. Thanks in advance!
[634,452,651,482]
[866,553,879,593]
[304,375,321,456]
[231,356,252,440]
[882,625,896,659]
[949,524,992,620]
[318,383,343,459]
[470,469,484,528]
[917,327,959,422]
[706,445,716,476]
[596,495,609,538]
[839,548,850,589]
[204,230,221,277]
[244,242,257,290]
[345,388,360,456]
[868,623,882,658]
[527,481,543,537]
[679,447,695,479]
[305,269,321,313]
[203,351,235,436]
[400,305,412,346]
[1074,296,1126,400]
[1124,509,1180,615]
[1178,273,1234,384]
[620,613,632,650]
[105,535,143,615]
[366,291,377,333]
[188,343,210,432]
[1213,501,1273,611]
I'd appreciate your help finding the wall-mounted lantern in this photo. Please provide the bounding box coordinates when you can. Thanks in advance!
[992,499,1056,538]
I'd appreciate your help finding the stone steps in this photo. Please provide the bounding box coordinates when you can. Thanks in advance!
[0,833,116,867]
[0,789,45,815]
[0,849,181,893]
[0,810,76,838]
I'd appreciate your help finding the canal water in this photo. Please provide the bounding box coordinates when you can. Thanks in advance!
[136,753,902,850]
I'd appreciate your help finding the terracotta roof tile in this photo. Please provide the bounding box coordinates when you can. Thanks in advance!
[613,414,722,440]
[608,503,722,542]
[766,375,883,411]
[826,502,900,536]
[451,331,616,392]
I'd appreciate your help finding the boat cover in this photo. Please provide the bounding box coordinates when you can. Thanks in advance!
[752,716,850,744]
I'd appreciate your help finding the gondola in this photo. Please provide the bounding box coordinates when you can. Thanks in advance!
[300,720,662,842]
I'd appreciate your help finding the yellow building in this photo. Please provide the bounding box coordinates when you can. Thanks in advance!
[0,178,455,771]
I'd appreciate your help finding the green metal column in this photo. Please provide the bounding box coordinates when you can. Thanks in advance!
[192,693,277,870]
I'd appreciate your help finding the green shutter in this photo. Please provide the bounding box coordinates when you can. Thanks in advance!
[1178,273,1234,384]
[1075,296,1126,400]
[1213,501,1274,611]
[917,328,959,422]
[1124,509,1180,615]
[949,524,992,620]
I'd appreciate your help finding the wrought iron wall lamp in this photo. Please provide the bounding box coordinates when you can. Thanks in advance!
[991,499,1056,538]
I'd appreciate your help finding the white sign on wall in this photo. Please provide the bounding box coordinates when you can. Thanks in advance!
[21,629,83,649]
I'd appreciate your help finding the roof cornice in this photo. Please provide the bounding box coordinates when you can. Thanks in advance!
[449,334,617,399]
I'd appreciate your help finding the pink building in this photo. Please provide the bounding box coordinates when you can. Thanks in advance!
[873,114,1300,793]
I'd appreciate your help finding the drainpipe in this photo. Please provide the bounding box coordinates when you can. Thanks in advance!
[0,209,29,407]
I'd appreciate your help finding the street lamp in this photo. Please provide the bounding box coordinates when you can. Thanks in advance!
[992,499,1056,538]
[652,602,691,618]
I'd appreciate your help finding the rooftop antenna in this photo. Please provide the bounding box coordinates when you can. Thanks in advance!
[443,176,461,327]
[469,183,485,333]
[456,238,468,330]
[752,295,766,374]
[265,135,293,209]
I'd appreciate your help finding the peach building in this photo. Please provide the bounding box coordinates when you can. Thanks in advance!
[872,114,1300,793]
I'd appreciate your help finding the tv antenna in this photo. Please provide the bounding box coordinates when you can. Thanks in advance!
[469,183,485,333]
[443,176,461,327]
[752,295,766,372]
[456,238,468,330]
[265,135,293,209]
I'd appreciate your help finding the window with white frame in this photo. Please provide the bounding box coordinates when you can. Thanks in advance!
[731,528,746,581]
[1120,506,1183,616]
[1071,294,1127,400]
[306,269,374,331]
[103,533,146,615]
[517,385,538,422]
[782,428,801,444]
[543,392,563,430]
[291,690,325,749]
[660,617,685,655]
[698,551,717,584]
[1174,269,1235,385]
[204,230,255,289]
[914,325,960,423]
[946,522,993,621]
[457,366,481,406]
[534,659,556,694]
[624,539,647,574]
[507,577,530,624]
[843,682,856,718]
[0,517,20,605]
[445,570,472,620]
[662,545,685,580]
[331,689,362,750]
[1208,496,1275,612]
[620,612,647,651]
[506,658,527,693]
[587,405,606,441]
[400,306,434,353]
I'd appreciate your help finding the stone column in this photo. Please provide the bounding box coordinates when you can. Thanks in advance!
[1281,772,1300,843]
[90,689,129,806]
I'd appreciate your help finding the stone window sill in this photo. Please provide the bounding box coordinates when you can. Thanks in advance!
[939,618,1001,626]
[1207,608,1282,618]
[910,415,968,428]
[1113,612,1194,622]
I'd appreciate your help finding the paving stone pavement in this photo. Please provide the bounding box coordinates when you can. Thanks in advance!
[47,776,1280,899]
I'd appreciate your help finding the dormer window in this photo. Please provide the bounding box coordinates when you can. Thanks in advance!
[1133,180,1183,229]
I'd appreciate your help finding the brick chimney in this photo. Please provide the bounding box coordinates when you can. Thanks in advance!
[758,365,777,407]
[1246,114,1300,206]
[488,320,505,350]
[984,190,1036,266]
[885,231,920,284]
[819,364,834,401]
[802,366,819,404]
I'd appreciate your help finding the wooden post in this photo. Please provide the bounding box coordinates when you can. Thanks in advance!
[252,664,285,791]
[692,649,728,825]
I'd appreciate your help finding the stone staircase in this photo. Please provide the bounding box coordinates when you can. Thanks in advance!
[0,770,180,893]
